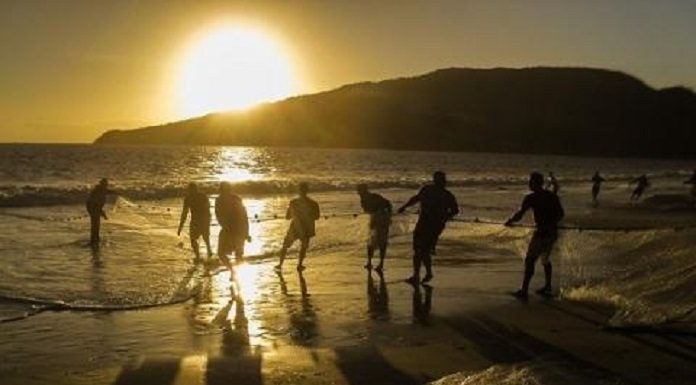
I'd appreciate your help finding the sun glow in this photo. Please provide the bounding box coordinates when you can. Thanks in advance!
[177,25,296,117]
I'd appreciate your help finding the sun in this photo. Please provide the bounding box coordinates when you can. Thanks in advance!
[176,25,296,117]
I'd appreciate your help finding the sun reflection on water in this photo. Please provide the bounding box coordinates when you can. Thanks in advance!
[214,147,267,183]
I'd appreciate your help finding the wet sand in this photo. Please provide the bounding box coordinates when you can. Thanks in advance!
[2,235,695,385]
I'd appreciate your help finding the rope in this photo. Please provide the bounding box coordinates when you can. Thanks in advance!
[2,197,692,233]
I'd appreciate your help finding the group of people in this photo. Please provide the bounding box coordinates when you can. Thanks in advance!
[177,181,319,274]
[86,168,694,298]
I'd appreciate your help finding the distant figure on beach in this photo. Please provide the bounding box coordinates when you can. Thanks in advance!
[177,182,213,261]
[215,182,250,273]
[685,170,696,207]
[398,171,459,284]
[630,174,650,201]
[591,171,606,206]
[86,178,117,246]
[506,172,564,298]
[357,184,392,271]
[275,182,320,271]
[546,172,559,195]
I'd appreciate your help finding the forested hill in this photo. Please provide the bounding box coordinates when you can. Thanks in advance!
[94,67,696,158]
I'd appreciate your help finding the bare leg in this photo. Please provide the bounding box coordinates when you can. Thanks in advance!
[407,251,421,284]
[297,239,308,271]
[422,251,433,282]
[235,243,245,264]
[366,245,374,269]
[190,236,200,260]
[276,247,287,270]
[376,244,386,271]
[203,234,213,258]
[520,256,536,294]
[89,214,101,245]
[542,262,552,291]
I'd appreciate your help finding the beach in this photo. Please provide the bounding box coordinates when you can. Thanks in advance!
[1,145,695,384]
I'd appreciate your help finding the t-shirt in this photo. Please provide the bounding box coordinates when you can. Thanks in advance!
[86,185,113,214]
[415,185,459,226]
[287,196,320,238]
[184,192,211,226]
[215,193,249,238]
[360,192,392,228]
[520,190,564,233]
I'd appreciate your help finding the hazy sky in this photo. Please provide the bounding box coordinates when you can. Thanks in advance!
[2,0,695,143]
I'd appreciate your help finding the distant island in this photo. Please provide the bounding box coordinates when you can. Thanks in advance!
[94,67,696,158]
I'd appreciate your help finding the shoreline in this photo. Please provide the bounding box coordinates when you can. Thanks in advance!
[2,242,695,385]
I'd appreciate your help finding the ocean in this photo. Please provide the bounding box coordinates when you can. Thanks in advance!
[0,144,694,373]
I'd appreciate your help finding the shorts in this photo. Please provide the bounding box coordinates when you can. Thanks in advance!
[368,225,389,249]
[217,228,245,258]
[283,227,311,249]
[413,222,445,253]
[525,231,557,264]
[189,221,210,240]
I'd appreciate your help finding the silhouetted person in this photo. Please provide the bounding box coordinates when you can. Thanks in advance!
[685,170,696,207]
[215,182,250,274]
[275,183,320,271]
[398,171,459,284]
[506,172,564,298]
[630,174,649,201]
[357,184,392,271]
[86,178,117,246]
[591,171,606,206]
[546,171,559,195]
[177,182,213,261]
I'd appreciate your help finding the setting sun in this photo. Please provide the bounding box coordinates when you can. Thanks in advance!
[176,25,296,117]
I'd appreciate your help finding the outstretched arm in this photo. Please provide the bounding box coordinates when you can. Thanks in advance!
[177,200,189,236]
[505,197,531,226]
[397,194,420,214]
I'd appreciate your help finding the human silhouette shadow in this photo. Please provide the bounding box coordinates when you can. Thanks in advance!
[275,270,319,346]
[206,280,262,385]
[411,283,433,326]
[367,270,390,321]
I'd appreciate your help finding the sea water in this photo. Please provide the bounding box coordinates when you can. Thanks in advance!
[0,144,694,334]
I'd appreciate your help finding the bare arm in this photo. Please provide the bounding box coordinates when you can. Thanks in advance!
[177,200,189,235]
[313,201,320,220]
[397,194,420,214]
[448,194,459,220]
[505,196,531,226]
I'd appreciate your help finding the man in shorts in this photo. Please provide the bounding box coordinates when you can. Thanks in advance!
[275,182,320,272]
[398,171,459,284]
[215,182,250,273]
[506,172,565,298]
[178,182,213,261]
[357,184,392,271]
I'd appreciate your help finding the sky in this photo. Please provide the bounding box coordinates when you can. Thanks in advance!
[1,0,695,143]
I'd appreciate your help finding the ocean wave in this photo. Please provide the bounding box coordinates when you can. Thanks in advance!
[559,228,696,333]
[429,361,621,385]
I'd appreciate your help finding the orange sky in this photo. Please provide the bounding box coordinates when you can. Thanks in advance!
[1,0,695,143]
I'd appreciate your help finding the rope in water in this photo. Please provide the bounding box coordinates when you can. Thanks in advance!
[0,196,692,232]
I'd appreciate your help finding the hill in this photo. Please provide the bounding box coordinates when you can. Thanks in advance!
[94,67,696,158]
